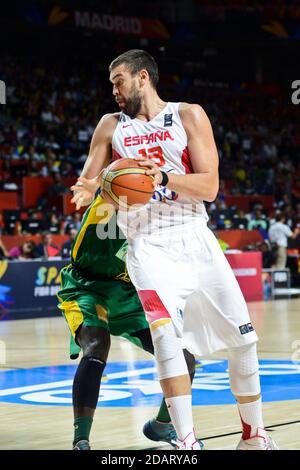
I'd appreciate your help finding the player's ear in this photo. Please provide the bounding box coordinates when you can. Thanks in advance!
[139,69,148,86]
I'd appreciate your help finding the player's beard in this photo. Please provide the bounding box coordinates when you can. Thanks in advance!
[123,83,142,118]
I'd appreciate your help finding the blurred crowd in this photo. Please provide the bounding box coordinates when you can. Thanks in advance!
[0,209,81,260]
[0,57,299,267]
[0,230,77,261]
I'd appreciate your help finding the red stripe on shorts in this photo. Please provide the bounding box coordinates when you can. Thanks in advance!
[138,290,171,323]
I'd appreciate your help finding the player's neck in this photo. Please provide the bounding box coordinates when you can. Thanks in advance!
[134,93,167,122]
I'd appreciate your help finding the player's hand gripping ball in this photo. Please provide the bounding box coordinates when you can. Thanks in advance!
[101,158,154,210]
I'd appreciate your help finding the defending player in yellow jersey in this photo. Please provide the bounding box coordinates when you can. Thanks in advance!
[58,195,201,450]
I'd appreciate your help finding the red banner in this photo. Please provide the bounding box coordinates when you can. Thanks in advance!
[226,252,263,302]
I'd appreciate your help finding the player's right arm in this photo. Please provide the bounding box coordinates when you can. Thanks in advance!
[71,114,118,209]
[80,114,116,178]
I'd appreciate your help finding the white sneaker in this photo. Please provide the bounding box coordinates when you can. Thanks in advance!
[172,431,201,450]
[236,428,279,450]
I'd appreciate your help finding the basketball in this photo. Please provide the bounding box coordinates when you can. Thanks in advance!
[101,158,154,209]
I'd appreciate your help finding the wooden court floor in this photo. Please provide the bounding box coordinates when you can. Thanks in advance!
[0,298,300,450]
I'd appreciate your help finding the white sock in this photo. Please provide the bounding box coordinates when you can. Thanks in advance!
[238,397,264,439]
[165,395,194,441]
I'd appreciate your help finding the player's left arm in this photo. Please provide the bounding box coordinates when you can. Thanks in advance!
[138,104,219,202]
[178,103,219,201]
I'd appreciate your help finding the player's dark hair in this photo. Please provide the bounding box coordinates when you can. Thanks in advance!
[109,49,159,89]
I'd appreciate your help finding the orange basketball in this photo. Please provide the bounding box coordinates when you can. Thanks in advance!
[101,158,154,209]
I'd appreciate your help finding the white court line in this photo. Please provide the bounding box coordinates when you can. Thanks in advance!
[0,367,157,397]
[0,360,222,397]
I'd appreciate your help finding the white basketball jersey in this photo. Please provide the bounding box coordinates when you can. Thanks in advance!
[112,102,208,238]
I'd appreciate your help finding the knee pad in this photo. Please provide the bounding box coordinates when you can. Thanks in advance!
[151,321,188,380]
[82,338,109,362]
[78,326,110,362]
[228,342,261,396]
[73,356,106,409]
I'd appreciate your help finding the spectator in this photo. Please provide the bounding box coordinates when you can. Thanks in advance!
[46,213,61,234]
[60,228,78,258]
[8,244,22,258]
[36,233,59,259]
[23,145,43,162]
[40,149,60,177]
[8,240,37,259]
[241,178,256,196]
[232,209,249,230]
[277,193,291,210]
[41,105,54,123]
[45,134,60,150]
[27,159,40,177]
[248,210,268,231]
[18,240,38,260]
[262,137,277,159]
[268,213,300,268]
[60,161,77,177]
[0,237,8,259]
[258,241,278,269]
[64,212,82,234]
[48,173,68,197]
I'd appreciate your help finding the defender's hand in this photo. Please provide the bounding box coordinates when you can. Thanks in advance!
[70,175,102,210]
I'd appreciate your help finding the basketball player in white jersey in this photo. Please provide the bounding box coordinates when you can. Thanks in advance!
[71,50,278,450]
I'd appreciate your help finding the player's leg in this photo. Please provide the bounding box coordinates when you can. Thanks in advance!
[72,324,110,450]
[129,328,202,447]
[151,322,198,449]
[126,240,200,450]
[228,343,278,450]
[108,279,201,449]
[154,349,196,425]
[58,267,111,450]
[182,225,278,450]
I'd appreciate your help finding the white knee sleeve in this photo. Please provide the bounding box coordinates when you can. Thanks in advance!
[151,321,188,380]
[228,342,261,396]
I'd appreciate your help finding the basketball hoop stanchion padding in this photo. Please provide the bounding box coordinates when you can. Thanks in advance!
[226,252,263,302]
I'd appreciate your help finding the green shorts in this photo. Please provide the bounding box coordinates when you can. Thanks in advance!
[57,265,149,359]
